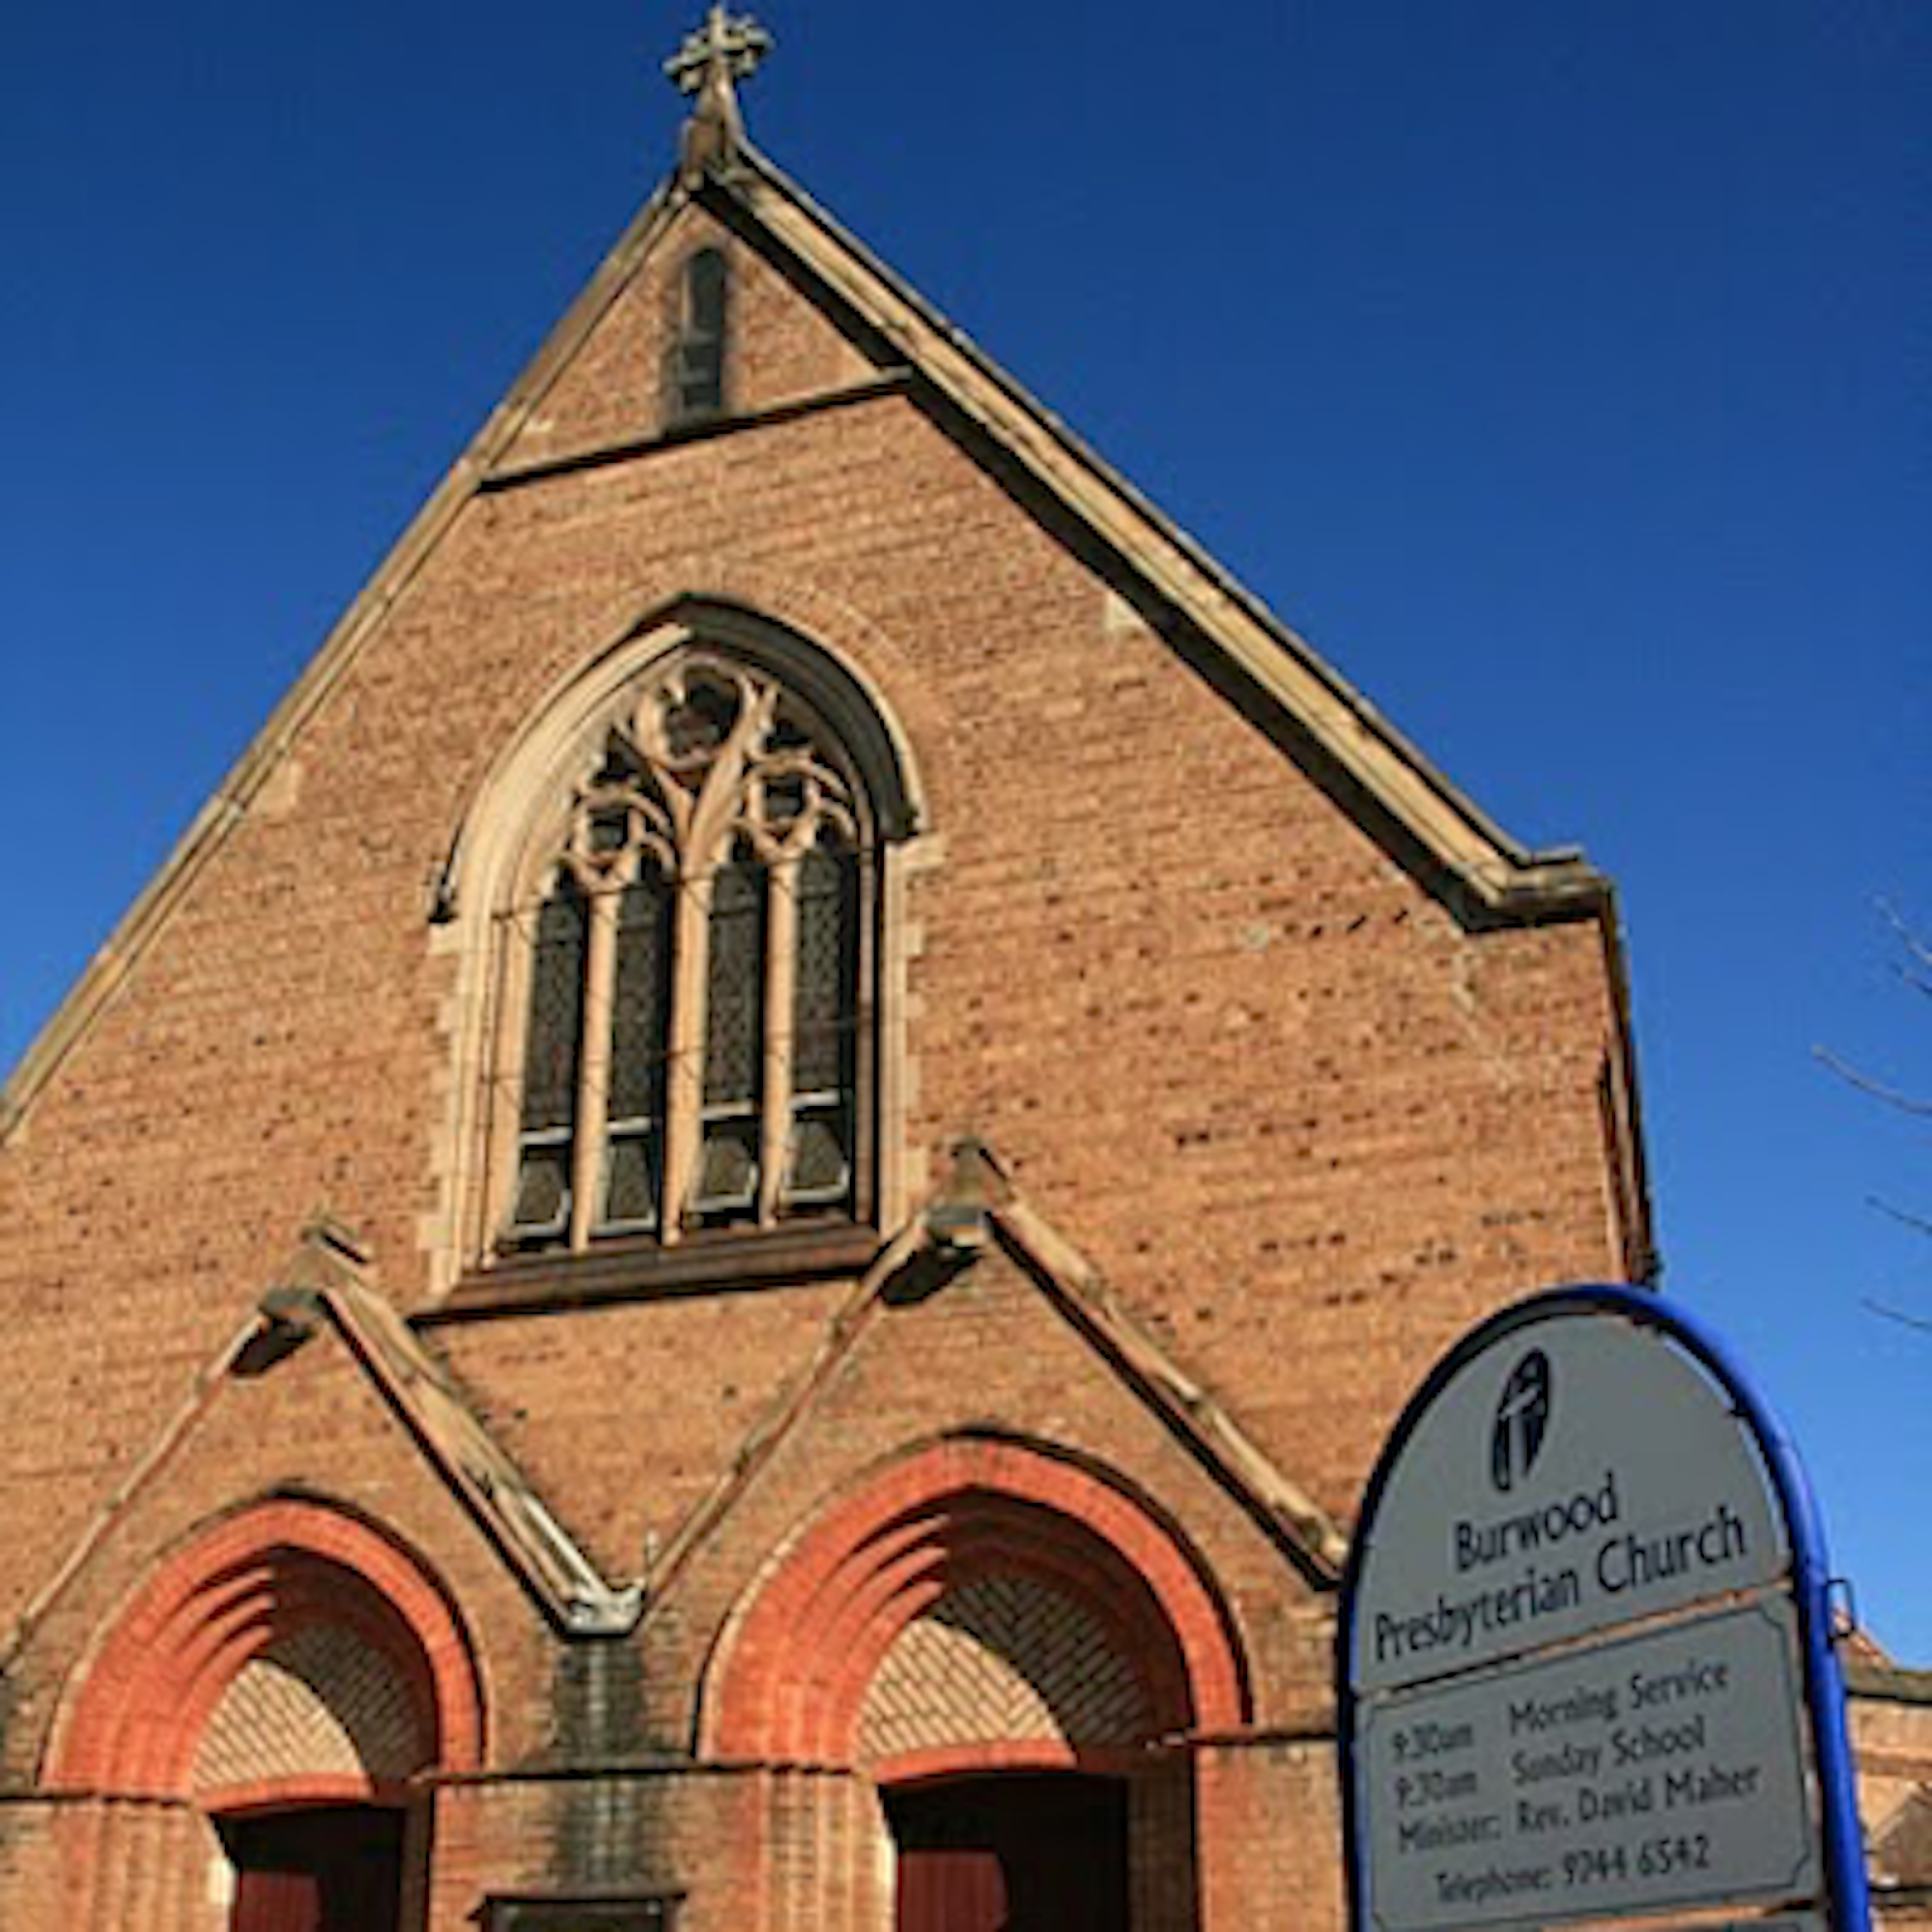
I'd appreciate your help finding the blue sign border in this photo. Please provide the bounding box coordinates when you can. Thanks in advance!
[1337,1283,1871,1932]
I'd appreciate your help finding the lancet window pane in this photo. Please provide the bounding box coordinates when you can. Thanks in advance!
[509,879,588,1241]
[597,867,673,1234]
[785,839,859,1211]
[791,840,858,1097]
[608,869,672,1120]
[521,884,588,1131]
[675,249,728,419]
[695,850,767,1222]
[704,854,767,1107]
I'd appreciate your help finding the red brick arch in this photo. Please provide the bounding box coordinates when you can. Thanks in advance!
[702,1438,1249,1771]
[48,1497,484,1803]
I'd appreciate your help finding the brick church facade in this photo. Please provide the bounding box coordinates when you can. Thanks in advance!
[2,18,1923,1932]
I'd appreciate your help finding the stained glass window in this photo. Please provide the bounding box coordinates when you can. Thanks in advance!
[695,851,767,1224]
[704,854,766,1107]
[786,838,858,1208]
[665,677,736,760]
[508,879,587,1241]
[597,867,672,1234]
[499,649,877,1256]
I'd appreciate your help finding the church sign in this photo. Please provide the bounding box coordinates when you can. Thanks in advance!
[1340,1287,1871,1932]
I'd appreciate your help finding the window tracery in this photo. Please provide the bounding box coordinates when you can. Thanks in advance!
[499,650,872,1253]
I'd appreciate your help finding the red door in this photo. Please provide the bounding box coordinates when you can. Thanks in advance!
[887,1774,1128,1932]
[231,1870,323,1932]
[218,1806,405,1932]
[896,1847,1008,1932]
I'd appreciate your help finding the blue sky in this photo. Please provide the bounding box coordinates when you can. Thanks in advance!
[4,6,1926,1659]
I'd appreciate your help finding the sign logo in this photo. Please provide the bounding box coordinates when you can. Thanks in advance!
[1490,1348,1550,1492]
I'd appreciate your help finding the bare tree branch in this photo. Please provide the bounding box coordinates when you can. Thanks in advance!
[1833,905,1927,1338]
[1879,897,1932,974]
[1875,898,1932,1001]
[1863,1296,1932,1335]
[1814,1045,1932,1118]
[1868,1197,1932,1240]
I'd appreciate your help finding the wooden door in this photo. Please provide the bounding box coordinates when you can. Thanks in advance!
[219,1806,405,1932]
[895,1846,1008,1932]
[887,1774,1128,1932]
[231,1870,324,1932]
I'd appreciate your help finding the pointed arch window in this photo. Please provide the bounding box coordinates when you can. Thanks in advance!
[499,650,876,1253]
[668,246,729,422]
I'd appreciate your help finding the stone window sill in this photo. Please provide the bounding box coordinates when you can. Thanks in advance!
[422,1221,881,1323]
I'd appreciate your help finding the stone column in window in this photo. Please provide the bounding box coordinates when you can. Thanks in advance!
[660,862,714,1243]
[567,888,622,1250]
[757,852,801,1225]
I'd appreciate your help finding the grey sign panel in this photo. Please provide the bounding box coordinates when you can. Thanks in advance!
[1358,1598,1820,1931]
[1637,1920,1827,1932]
[1639,1919,1826,1932]
[1351,1311,1787,1694]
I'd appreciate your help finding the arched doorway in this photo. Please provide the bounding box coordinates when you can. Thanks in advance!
[859,1562,1149,1929]
[705,1438,1248,1932]
[49,1498,485,1932]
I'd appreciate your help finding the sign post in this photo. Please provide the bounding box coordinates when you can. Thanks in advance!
[1339,1286,1870,1932]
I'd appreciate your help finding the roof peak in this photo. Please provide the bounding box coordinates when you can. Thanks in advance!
[665,5,774,183]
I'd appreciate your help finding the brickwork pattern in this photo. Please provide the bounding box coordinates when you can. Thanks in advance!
[46,1495,484,1803]
[858,1573,1153,1763]
[0,229,1630,1630]
[193,1622,429,1794]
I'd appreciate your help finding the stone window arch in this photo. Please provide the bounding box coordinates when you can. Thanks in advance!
[467,606,920,1270]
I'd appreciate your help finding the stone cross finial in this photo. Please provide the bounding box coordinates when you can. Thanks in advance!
[665,7,772,179]
[665,5,774,97]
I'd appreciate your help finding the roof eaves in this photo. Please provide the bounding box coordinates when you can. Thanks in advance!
[722,144,1607,924]
[1850,1656,1932,1706]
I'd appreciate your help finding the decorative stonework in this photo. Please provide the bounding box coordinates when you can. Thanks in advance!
[419,595,929,1296]
[665,7,772,99]
[665,7,773,182]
